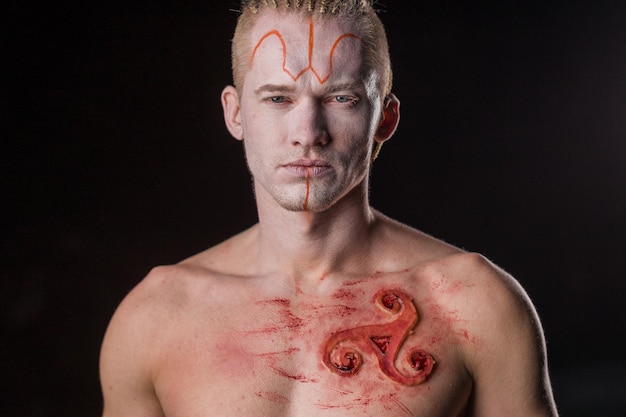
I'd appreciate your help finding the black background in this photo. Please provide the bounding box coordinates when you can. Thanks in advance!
[3,1,626,416]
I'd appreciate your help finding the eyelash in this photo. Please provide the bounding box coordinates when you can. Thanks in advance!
[333,95,358,106]
[269,96,288,104]
[266,95,359,107]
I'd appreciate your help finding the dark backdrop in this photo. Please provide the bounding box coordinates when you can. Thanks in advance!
[3,1,625,416]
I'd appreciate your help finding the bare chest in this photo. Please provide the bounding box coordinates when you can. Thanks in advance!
[154,283,473,416]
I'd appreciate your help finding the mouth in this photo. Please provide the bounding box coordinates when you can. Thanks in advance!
[282,159,332,177]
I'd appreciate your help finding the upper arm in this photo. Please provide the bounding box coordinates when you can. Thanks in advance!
[462,255,559,417]
[99,275,167,417]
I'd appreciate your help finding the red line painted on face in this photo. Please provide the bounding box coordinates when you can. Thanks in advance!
[323,290,436,386]
[303,167,310,211]
[250,18,362,84]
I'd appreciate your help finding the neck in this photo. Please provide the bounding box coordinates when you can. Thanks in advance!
[251,184,379,281]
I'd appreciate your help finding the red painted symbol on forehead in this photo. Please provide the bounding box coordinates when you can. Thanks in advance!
[250,18,362,84]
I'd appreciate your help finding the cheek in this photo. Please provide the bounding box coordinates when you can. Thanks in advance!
[330,111,375,149]
[243,140,264,174]
[341,132,372,169]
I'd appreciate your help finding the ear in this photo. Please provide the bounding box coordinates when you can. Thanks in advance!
[221,85,244,140]
[374,93,400,144]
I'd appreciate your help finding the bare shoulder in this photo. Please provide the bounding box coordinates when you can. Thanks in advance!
[100,228,259,370]
[373,213,537,315]
[374,212,542,337]
[107,262,213,325]
[421,251,543,353]
[378,214,531,308]
[102,243,249,354]
[446,252,541,338]
[421,252,558,416]
[99,250,244,417]
[427,251,531,306]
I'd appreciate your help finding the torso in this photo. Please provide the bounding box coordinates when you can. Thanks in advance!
[147,254,478,417]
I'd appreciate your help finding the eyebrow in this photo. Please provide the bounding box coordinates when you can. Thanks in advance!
[254,84,296,96]
[324,81,367,94]
[254,81,366,96]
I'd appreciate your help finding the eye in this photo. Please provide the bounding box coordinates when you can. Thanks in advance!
[269,96,287,104]
[333,95,358,106]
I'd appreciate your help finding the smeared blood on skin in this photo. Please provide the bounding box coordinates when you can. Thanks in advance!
[255,391,289,404]
[276,367,318,383]
[431,277,469,296]
[258,347,299,360]
[429,334,444,346]
[316,392,412,416]
[245,324,284,334]
[323,290,435,385]
[332,287,357,301]
[251,298,304,333]
[422,299,477,347]
[295,281,304,295]
[257,347,318,382]
[342,272,384,287]
[307,303,357,318]
[316,399,370,411]
[458,328,478,344]
[381,392,414,417]
[340,269,410,288]
[257,298,291,308]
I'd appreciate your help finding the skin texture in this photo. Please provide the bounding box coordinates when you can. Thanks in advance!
[99,5,559,417]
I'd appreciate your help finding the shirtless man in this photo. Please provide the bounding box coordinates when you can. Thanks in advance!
[99,1,559,416]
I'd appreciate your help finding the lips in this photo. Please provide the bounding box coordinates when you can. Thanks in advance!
[282,159,332,176]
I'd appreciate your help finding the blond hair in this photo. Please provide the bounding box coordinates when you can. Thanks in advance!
[230,0,393,99]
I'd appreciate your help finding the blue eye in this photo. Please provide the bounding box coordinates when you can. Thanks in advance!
[270,96,285,104]
[333,95,358,106]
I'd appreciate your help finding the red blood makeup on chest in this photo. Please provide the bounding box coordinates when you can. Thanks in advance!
[323,289,435,386]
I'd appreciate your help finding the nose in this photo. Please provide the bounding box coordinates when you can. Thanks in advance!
[288,99,329,148]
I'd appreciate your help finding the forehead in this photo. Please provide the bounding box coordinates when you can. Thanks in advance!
[245,9,366,88]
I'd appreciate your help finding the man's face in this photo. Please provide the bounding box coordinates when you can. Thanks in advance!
[237,10,382,213]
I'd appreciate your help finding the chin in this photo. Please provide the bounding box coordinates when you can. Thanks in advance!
[277,195,335,213]
[267,182,342,213]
